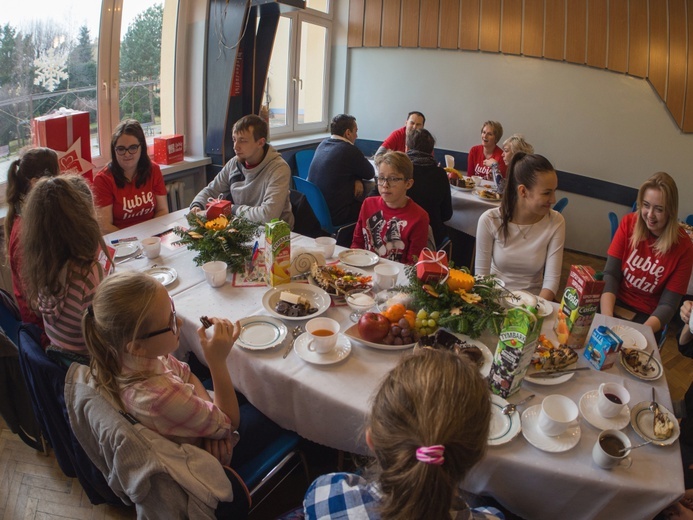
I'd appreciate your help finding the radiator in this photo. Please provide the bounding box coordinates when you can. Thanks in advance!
[166,181,185,211]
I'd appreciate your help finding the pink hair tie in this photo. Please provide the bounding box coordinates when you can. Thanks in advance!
[415,444,445,465]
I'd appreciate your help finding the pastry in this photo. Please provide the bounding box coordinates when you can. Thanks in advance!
[532,335,578,370]
[417,329,484,367]
[653,408,674,440]
[310,264,372,295]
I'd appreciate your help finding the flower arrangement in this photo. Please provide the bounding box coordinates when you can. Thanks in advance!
[401,266,506,338]
[173,212,261,272]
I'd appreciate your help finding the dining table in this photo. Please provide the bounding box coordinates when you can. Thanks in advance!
[445,184,500,236]
[106,209,684,520]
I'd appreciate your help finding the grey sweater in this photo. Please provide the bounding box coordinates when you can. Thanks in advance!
[191,145,294,229]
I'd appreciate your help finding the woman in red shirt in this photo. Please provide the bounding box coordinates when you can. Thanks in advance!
[601,172,693,336]
[93,119,168,233]
[466,120,506,181]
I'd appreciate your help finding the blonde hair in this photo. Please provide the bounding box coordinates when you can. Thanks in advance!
[369,349,491,520]
[375,151,414,180]
[632,172,680,255]
[503,134,534,155]
[481,120,503,143]
[82,271,160,408]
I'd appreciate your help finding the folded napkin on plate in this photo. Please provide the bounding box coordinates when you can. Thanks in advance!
[290,248,326,276]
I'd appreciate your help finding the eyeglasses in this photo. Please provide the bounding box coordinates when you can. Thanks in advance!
[377,177,406,186]
[114,144,141,156]
[139,299,178,339]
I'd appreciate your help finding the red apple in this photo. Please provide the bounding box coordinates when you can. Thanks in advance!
[358,312,390,343]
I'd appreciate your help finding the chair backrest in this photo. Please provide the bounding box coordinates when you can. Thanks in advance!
[295,149,315,180]
[553,197,569,213]
[17,324,122,505]
[0,288,21,346]
[293,177,335,234]
[608,212,619,240]
[289,189,327,239]
[686,215,693,227]
[335,222,356,248]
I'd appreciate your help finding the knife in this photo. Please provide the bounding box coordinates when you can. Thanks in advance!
[529,367,592,379]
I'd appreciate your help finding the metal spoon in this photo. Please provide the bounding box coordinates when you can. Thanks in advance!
[282,326,303,359]
[501,394,535,416]
[116,252,144,265]
[650,387,659,413]
[619,440,652,454]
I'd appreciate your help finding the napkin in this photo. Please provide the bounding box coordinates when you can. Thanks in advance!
[291,248,326,277]
[445,155,455,169]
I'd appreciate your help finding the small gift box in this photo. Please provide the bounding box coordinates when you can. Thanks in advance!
[415,248,449,284]
[206,197,232,220]
[153,134,184,165]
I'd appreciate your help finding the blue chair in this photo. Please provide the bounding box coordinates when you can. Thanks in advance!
[293,177,355,237]
[686,215,693,226]
[295,149,315,180]
[553,197,569,213]
[609,212,619,240]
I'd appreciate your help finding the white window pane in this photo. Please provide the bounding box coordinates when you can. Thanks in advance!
[267,17,291,130]
[306,0,328,14]
[297,21,326,126]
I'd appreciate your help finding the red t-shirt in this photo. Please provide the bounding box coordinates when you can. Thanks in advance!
[93,163,167,229]
[608,212,693,314]
[381,127,407,153]
[8,217,43,329]
[467,145,506,180]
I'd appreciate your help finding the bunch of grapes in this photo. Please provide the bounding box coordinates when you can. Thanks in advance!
[381,317,420,345]
[415,309,440,336]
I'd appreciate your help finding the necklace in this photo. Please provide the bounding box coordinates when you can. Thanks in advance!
[515,222,536,240]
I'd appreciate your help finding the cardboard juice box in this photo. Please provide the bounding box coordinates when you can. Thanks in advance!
[264,219,291,287]
[489,307,544,398]
[554,266,605,349]
[584,326,623,370]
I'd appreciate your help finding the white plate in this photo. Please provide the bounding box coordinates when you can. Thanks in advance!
[113,242,139,258]
[235,316,288,350]
[611,325,648,350]
[579,390,630,430]
[524,370,576,386]
[308,263,373,300]
[338,249,379,268]
[450,183,474,192]
[630,401,680,446]
[619,349,663,381]
[450,333,493,377]
[262,283,331,321]
[144,266,177,287]
[488,394,522,446]
[473,189,501,203]
[294,332,352,365]
[521,404,581,453]
[344,324,415,351]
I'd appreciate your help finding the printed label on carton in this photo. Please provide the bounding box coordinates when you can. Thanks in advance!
[264,220,291,287]
[555,265,605,349]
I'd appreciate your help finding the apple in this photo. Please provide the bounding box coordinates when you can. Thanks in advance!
[358,312,390,343]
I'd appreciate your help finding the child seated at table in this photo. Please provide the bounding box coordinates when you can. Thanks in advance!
[303,349,503,520]
[351,151,429,265]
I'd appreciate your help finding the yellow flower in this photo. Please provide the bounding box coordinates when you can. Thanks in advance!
[204,215,229,231]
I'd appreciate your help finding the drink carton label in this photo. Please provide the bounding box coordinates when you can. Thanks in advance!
[555,265,605,348]
[264,220,291,287]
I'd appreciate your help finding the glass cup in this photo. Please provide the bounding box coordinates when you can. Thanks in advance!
[345,288,376,323]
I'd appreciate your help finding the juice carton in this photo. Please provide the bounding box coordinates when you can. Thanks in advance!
[264,219,291,287]
[489,307,544,398]
[554,266,605,349]
[584,326,623,370]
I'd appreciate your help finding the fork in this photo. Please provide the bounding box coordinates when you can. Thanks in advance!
[116,253,144,265]
[283,326,303,359]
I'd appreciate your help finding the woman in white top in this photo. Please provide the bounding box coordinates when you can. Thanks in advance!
[475,153,565,301]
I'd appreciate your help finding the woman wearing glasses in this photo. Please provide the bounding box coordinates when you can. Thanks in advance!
[93,119,168,233]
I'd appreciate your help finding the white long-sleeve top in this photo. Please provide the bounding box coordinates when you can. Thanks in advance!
[475,207,566,295]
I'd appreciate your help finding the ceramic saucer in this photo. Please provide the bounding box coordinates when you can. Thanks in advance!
[611,325,648,350]
[521,404,581,453]
[488,394,522,446]
[579,390,630,430]
[294,332,352,365]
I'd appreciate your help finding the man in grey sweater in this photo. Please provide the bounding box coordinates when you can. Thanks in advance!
[190,115,294,229]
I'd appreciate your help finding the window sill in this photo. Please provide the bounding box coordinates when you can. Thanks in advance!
[270,133,329,151]
[160,156,211,177]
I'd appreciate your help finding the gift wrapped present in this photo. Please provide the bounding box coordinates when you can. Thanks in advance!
[153,134,184,165]
[415,248,449,284]
[206,197,232,220]
[32,108,93,180]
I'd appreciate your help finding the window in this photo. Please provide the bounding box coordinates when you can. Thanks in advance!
[266,5,331,137]
[0,0,177,189]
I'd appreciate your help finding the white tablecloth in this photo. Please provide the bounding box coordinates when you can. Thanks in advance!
[106,211,684,520]
[445,187,499,236]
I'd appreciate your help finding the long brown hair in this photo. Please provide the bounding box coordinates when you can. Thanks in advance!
[631,171,681,255]
[21,175,108,307]
[82,271,160,408]
[108,119,152,189]
[369,349,491,520]
[4,147,59,256]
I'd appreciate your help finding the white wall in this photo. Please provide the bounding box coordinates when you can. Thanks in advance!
[343,47,693,256]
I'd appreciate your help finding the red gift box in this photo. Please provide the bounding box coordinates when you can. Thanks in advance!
[416,248,449,284]
[32,109,93,180]
[153,134,184,165]
[206,199,232,220]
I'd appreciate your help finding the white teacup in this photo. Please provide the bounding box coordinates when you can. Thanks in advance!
[306,317,340,354]
[315,237,337,258]
[472,175,484,187]
[141,237,161,259]
[597,382,630,418]
[202,261,227,288]
[538,395,578,437]
[374,264,400,291]
[592,429,632,469]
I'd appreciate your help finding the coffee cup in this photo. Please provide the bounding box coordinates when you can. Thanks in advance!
[597,382,630,418]
[538,395,578,437]
[141,237,161,259]
[315,237,336,258]
[202,261,227,288]
[592,429,632,469]
[374,264,400,291]
[306,317,340,354]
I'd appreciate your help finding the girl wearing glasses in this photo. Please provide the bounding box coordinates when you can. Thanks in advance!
[82,271,242,466]
[93,119,168,233]
[22,175,112,364]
